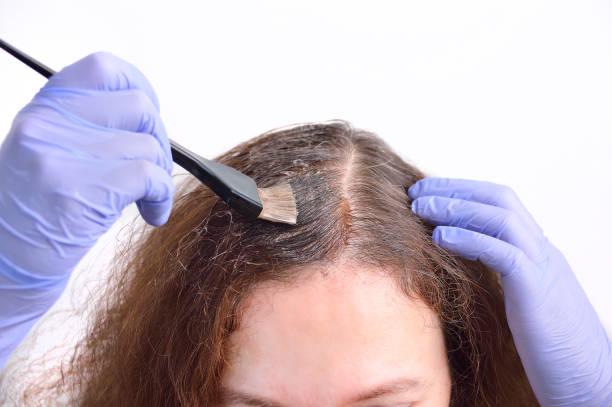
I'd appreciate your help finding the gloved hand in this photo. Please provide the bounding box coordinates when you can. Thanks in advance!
[408,177,612,407]
[0,52,174,369]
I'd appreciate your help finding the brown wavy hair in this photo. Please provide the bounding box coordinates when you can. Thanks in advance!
[3,120,538,406]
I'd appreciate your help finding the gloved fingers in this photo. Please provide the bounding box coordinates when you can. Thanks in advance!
[411,195,547,264]
[30,88,172,174]
[107,159,175,226]
[43,52,160,112]
[11,107,172,175]
[102,131,172,175]
[431,226,538,279]
[407,177,542,238]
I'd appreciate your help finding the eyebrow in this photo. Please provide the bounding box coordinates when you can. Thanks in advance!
[219,377,424,407]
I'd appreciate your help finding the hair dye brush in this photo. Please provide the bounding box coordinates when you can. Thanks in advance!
[0,38,297,225]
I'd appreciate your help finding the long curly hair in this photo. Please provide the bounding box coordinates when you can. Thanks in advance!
[3,121,538,406]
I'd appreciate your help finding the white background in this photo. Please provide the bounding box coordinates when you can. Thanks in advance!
[0,0,611,370]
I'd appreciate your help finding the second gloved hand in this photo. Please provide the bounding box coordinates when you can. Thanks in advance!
[408,178,612,407]
[0,52,175,283]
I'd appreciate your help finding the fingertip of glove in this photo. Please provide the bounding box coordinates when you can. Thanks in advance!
[410,199,419,213]
[137,199,173,227]
[432,226,443,244]
[407,180,422,198]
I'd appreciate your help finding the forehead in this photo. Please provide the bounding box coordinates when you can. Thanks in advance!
[222,263,450,405]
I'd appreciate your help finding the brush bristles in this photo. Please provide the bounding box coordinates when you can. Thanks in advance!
[257,182,298,225]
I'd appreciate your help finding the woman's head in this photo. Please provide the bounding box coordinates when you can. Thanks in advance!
[13,121,537,406]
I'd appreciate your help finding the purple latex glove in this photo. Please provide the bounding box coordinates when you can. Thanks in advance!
[408,177,612,407]
[0,52,174,370]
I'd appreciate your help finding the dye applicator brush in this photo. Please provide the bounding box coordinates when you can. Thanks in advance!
[0,38,297,225]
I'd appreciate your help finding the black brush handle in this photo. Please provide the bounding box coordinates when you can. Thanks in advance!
[0,38,186,170]
[0,38,54,78]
